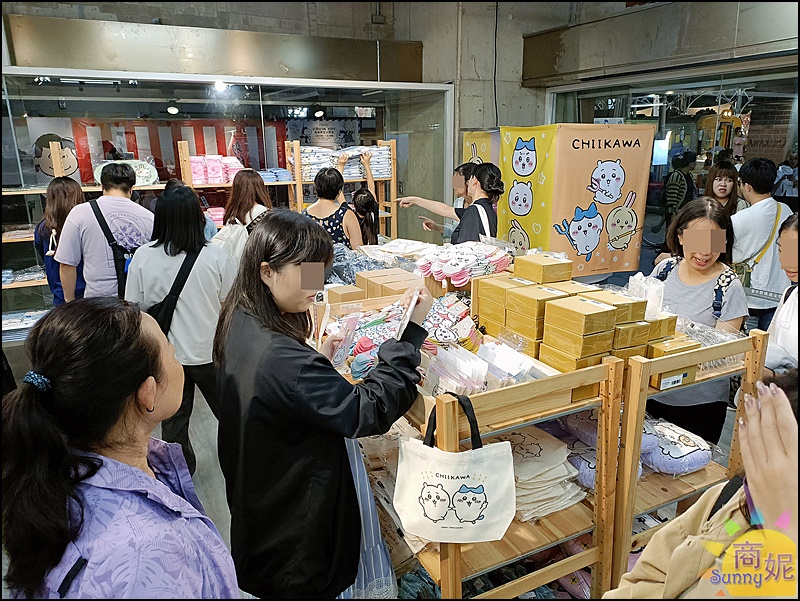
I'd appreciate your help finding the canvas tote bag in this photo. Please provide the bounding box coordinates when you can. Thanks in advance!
[393,393,515,543]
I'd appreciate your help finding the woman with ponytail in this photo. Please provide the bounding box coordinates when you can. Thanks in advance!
[2,297,238,599]
[448,162,502,244]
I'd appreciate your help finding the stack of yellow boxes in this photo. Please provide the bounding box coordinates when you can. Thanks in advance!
[645,313,701,390]
[354,268,425,299]
[539,295,618,400]
[477,255,576,359]
[576,290,649,377]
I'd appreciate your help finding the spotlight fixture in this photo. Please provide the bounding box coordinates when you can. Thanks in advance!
[287,106,308,119]
[311,104,325,119]
[166,99,180,115]
[214,80,229,92]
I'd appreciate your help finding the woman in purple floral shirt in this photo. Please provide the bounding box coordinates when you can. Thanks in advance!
[2,297,238,599]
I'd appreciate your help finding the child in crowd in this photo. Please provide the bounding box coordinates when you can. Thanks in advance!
[33,176,87,305]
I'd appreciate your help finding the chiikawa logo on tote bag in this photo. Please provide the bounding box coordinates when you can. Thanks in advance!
[393,393,516,543]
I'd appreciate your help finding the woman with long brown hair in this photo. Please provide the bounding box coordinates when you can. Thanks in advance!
[33,176,86,305]
[222,168,272,226]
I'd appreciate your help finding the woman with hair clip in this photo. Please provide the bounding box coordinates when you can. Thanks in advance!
[223,168,273,227]
[398,162,477,241]
[125,185,235,476]
[2,297,238,599]
[33,176,87,305]
[214,209,432,599]
[648,197,749,445]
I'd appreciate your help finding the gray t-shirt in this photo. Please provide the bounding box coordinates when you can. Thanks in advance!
[648,259,749,406]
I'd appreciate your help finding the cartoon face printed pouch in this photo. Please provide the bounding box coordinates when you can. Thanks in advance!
[393,393,516,543]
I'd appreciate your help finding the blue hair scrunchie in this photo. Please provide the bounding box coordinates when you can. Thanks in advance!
[23,370,51,392]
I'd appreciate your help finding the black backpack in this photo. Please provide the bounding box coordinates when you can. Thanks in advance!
[89,200,141,299]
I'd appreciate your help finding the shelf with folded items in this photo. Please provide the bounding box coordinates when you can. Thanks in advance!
[284,139,398,238]
[610,329,768,588]
[404,357,626,599]
[2,277,48,290]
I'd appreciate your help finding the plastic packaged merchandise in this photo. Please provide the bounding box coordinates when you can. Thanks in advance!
[675,316,746,371]
[327,242,390,286]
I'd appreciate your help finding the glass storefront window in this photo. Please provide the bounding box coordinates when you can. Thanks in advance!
[2,73,453,241]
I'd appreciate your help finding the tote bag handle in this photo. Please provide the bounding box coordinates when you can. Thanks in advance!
[423,392,483,450]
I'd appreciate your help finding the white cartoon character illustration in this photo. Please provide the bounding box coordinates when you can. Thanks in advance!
[511,137,537,177]
[431,326,458,344]
[508,219,530,254]
[468,143,483,165]
[586,159,625,204]
[508,180,533,217]
[452,484,489,524]
[553,202,604,262]
[606,191,639,251]
[418,483,451,522]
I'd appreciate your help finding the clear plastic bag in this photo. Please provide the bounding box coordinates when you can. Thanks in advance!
[676,317,745,371]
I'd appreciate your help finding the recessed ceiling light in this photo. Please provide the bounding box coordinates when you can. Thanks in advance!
[167,100,179,115]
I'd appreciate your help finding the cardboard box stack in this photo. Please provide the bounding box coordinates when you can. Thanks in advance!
[575,290,650,377]
[512,254,574,284]
[327,285,366,304]
[646,334,701,390]
[540,295,617,400]
[354,268,424,299]
[474,275,538,340]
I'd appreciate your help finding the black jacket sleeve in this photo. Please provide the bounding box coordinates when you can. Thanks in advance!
[293,322,426,438]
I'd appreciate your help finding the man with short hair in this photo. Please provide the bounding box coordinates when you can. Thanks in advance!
[56,162,154,301]
[733,157,792,331]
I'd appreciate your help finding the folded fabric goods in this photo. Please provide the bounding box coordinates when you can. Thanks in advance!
[485,425,585,522]
[416,241,512,286]
[641,419,713,476]
[561,434,643,490]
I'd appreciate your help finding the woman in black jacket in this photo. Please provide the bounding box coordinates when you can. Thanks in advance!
[213,208,432,599]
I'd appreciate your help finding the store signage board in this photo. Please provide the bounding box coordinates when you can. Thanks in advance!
[464,123,655,277]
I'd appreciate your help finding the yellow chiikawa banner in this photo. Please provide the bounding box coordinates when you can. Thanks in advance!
[462,130,499,165]
[497,124,655,277]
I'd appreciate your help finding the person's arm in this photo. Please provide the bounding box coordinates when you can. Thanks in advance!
[740,381,798,545]
[294,288,432,438]
[664,172,686,215]
[336,153,348,174]
[60,264,78,302]
[343,208,363,249]
[419,215,444,234]
[397,196,459,220]
[716,277,748,334]
[123,250,145,304]
[33,223,46,263]
[763,293,797,375]
[360,151,375,198]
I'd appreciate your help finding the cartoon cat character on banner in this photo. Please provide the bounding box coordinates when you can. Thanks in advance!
[553,202,604,262]
[586,159,625,204]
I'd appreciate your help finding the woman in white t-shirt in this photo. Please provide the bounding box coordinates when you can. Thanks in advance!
[648,198,749,445]
[125,185,235,475]
[765,212,798,377]
[224,168,272,226]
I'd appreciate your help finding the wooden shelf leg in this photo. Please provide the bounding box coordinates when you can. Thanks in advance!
[436,394,463,599]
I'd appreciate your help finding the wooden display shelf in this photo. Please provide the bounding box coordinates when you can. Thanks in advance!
[610,330,768,588]
[2,236,35,244]
[416,501,595,585]
[633,460,728,516]
[646,363,746,397]
[3,277,48,289]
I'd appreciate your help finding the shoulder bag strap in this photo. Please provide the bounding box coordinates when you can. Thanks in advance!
[423,392,483,450]
[475,203,492,238]
[752,206,783,267]
[712,266,738,319]
[783,283,798,304]
[708,475,744,520]
[89,199,116,246]
[166,251,201,300]
[655,256,679,281]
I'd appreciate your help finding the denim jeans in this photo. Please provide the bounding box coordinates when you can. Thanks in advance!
[745,307,776,334]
